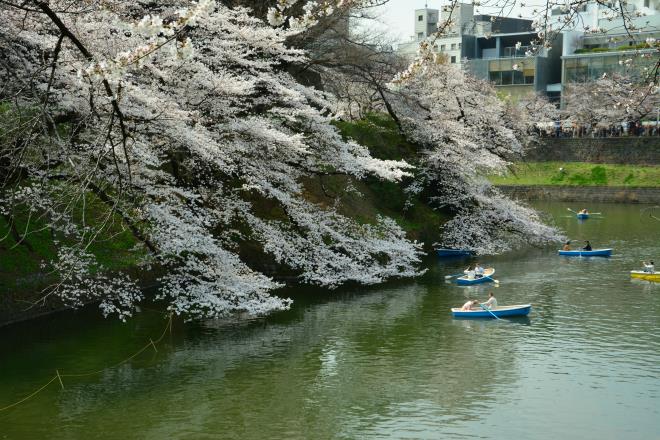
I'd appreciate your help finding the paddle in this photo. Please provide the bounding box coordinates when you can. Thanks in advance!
[444,273,465,280]
[483,275,499,284]
[480,304,502,320]
[567,208,577,214]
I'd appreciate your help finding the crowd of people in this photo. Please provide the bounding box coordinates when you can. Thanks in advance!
[537,121,660,138]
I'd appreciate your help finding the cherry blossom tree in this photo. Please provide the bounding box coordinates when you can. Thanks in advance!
[0,0,423,320]
[562,72,660,128]
[390,47,563,254]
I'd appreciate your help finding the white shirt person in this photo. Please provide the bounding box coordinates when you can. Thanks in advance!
[481,292,497,310]
[643,261,655,273]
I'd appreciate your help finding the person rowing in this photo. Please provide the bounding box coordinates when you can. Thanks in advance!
[579,208,588,215]
[582,241,592,251]
[464,264,476,280]
[481,292,497,310]
[461,299,480,311]
[474,262,485,278]
[562,241,571,251]
[642,260,655,273]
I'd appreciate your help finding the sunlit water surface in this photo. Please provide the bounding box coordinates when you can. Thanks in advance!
[1,202,659,439]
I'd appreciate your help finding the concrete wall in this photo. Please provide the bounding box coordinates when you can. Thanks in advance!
[498,185,660,203]
[526,137,660,165]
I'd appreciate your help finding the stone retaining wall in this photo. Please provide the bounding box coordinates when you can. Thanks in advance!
[497,185,660,203]
[527,138,660,165]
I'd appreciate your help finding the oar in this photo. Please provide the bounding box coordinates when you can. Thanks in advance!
[444,272,465,280]
[567,208,577,214]
[481,304,502,320]
[483,275,499,284]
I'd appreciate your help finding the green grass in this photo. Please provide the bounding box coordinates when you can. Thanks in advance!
[489,162,660,187]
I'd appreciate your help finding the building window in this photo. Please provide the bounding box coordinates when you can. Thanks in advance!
[418,32,424,40]
[451,43,456,50]
[418,15,424,21]
[451,56,456,63]
[458,43,462,49]
[440,44,446,50]
[644,0,649,6]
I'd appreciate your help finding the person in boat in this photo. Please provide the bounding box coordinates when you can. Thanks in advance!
[582,241,592,251]
[562,241,571,251]
[474,263,485,278]
[464,265,476,280]
[642,261,655,273]
[481,292,498,310]
[461,299,479,311]
[579,209,588,214]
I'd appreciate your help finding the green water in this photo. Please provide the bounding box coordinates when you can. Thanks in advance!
[1,202,659,439]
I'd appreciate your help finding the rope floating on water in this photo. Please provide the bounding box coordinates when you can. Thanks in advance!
[0,313,173,412]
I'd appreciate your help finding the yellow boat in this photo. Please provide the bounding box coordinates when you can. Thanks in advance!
[630,271,660,282]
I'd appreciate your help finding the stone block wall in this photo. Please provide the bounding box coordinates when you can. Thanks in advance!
[498,185,660,203]
[525,137,660,165]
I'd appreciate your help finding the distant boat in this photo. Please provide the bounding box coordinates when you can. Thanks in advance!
[576,213,589,219]
[451,304,532,318]
[456,268,495,285]
[630,271,660,282]
[436,248,475,258]
[558,249,612,257]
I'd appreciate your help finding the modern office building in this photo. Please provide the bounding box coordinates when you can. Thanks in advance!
[397,3,533,68]
[398,1,659,102]
[465,32,564,101]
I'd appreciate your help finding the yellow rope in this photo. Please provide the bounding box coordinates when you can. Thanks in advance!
[0,313,173,412]
[0,376,58,412]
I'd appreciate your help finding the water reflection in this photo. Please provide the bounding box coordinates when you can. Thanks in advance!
[1,202,659,439]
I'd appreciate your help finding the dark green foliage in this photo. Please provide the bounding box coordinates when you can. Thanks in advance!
[334,113,418,161]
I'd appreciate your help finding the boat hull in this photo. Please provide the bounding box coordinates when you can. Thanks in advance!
[630,271,660,282]
[576,213,589,219]
[456,268,495,285]
[451,304,532,318]
[558,249,612,257]
[436,249,474,258]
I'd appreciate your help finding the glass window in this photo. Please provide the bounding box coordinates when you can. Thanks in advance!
[451,43,456,50]
[501,70,513,85]
[489,71,501,84]
[513,70,525,84]
[441,44,446,50]
[450,56,456,63]
[525,74,535,84]
[418,32,424,40]
[418,15,423,21]
[458,43,462,49]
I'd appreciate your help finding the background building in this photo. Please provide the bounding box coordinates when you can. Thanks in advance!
[397,1,659,104]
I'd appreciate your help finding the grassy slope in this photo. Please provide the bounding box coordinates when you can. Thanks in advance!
[330,113,447,248]
[490,162,660,187]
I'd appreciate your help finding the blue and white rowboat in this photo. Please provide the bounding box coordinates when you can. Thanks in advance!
[451,304,532,318]
[576,213,589,219]
[558,249,612,257]
[455,268,495,285]
[436,248,475,258]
